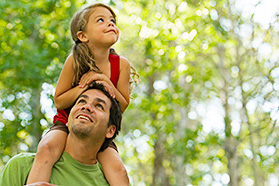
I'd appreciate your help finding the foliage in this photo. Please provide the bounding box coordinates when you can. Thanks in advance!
[1,0,279,185]
[0,0,81,162]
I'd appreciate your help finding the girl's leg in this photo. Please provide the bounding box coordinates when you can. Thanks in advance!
[97,147,129,186]
[27,130,67,184]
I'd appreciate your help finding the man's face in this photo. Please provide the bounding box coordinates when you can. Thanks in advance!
[67,89,114,141]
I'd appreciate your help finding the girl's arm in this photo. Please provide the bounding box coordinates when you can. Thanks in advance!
[97,148,129,186]
[79,57,131,112]
[27,130,67,184]
[25,182,58,186]
[115,57,131,112]
[54,54,87,109]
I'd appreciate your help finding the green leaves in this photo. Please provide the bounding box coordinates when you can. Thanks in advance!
[1,0,279,185]
[0,0,79,162]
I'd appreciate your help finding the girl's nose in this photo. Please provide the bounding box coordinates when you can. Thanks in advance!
[108,22,114,27]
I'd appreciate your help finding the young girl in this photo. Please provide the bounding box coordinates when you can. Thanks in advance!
[27,3,139,186]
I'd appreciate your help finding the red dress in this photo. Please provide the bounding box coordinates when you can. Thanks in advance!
[53,54,120,125]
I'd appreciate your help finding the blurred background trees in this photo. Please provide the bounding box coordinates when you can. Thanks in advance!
[1,0,279,185]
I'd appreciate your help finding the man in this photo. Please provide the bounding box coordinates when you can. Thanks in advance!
[0,82,122,186]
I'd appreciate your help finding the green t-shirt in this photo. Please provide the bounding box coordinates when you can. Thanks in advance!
[0,151,109,186]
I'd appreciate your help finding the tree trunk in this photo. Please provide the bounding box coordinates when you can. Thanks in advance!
[29,86,43,152]
[223,96,240,186]
[173,107,187,186]
[152,131,170,186]
[224,135,240,186]
[217,44,241,186]
[241,83,261,186]
[147,74,170,186]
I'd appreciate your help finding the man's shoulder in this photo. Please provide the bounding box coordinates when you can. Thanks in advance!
[2,152,35,172]
[8,152,35,163]
[13,152,35,158]
[0,153,35,186]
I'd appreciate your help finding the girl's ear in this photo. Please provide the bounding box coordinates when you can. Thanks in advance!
[106,125,116,138]
[77,31,89,43]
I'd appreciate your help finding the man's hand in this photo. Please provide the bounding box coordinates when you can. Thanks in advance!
[25,182,58,186]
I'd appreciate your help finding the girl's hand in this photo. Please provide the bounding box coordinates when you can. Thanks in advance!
[95,80,115,98]
[25,182,58,186]
[79,71,107,88]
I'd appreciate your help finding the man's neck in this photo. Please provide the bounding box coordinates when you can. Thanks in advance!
[64,134,102,165]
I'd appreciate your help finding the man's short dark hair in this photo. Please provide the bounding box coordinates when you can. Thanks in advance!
[79,81,122,151]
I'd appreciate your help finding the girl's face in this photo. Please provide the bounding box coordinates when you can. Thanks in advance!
[83,6,119,48]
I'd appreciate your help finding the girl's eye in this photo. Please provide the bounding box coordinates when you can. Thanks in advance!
[97,18,104,22]
[111,19,116,24]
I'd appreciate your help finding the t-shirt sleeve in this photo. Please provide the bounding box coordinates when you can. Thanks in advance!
[0,153,34,186]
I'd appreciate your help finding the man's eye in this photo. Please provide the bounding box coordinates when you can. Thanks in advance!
[97,18,104,22]
[96,104,104,110]
[78,99,86,104]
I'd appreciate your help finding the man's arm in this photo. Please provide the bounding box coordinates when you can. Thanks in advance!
[0,153,34,186]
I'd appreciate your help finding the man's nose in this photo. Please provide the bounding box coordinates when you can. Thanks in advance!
[81,103,93,112]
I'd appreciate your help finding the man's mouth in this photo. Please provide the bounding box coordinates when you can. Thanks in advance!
[76,114,92,122]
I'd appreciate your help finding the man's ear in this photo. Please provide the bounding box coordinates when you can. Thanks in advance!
[77,31,89,43]
[106,125,116,138]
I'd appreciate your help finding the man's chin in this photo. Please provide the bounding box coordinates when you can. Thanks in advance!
[72,124,93,140]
